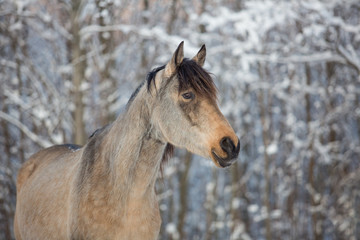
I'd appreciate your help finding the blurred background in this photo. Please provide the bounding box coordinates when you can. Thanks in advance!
[0,0,359,239]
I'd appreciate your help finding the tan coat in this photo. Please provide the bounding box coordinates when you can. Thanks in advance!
[14,42,239,240]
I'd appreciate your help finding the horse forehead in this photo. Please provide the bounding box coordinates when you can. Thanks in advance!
[200,97,221,114]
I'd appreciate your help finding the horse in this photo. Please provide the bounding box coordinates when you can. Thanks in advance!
[14,42,240,240]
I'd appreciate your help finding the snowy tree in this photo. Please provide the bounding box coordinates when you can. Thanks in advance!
[0,0,359,239]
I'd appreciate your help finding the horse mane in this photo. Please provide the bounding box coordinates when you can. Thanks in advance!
[89,124,111,139]
[160,143,174,175]
[146,58,218,101]
[146,65,166,92]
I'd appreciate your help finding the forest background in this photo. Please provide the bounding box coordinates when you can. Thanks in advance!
[0,0,359,239]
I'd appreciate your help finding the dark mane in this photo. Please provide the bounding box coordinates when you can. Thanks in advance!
[127,65,166,108]
[146,65,166,91]
[146,59,217,100]
[177,58,217,100]
[78,124,111,191]
[160,143,174,175]
[126,81,145,108]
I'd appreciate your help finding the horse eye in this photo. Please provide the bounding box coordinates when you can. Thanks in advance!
[182,92,194,100]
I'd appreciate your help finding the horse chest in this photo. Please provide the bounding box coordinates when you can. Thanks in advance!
[72,197,161,240]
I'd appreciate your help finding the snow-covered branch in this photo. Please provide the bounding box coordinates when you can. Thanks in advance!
[80,24,185,51]
[337,44,360,72]
[245,51,347,64]
[0,111,52,148]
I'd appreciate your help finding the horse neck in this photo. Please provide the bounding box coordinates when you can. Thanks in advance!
[104,87,166,201]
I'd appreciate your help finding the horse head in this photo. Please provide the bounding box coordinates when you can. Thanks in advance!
[148,42,240,167]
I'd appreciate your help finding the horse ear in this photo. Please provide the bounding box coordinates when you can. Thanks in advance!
[165,41,184,77]
[192,44,206,67]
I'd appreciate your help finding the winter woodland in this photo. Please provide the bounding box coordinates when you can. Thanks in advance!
[0,0,359,239]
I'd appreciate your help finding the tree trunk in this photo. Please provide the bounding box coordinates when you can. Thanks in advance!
[204,168,218,240]
[70,1,86,145]
[177,151,192,239]
[96,0,116,125]
[305,63,322,240]
[258,62,272,240]
[166,0,178,34]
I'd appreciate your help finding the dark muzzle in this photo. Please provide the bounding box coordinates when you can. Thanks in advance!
[212,137,240,167]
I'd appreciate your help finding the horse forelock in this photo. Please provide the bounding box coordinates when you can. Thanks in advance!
[177,59,217,101]
[146,59,217,101]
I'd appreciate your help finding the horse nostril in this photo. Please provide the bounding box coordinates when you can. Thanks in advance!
[213,137,240,167]
[220,137,235,155]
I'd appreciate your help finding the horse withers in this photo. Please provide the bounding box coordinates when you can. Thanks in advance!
[14,42,240,240]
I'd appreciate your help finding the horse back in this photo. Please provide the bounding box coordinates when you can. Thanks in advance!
[16,144,81,192]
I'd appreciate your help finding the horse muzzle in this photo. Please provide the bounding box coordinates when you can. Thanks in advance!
[211,137,240,168]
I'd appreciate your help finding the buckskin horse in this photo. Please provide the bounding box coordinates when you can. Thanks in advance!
[14,42,240,239]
